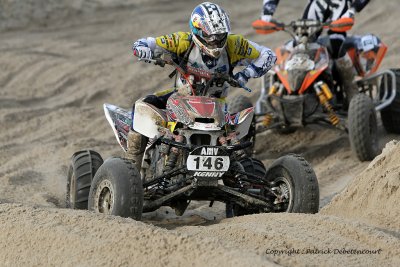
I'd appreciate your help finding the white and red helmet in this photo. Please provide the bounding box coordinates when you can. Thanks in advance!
[189,2,231,58]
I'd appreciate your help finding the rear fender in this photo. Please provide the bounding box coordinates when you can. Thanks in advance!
[343,35,387,77]
[232,107,254,140]
[103,103,131,151]
[133,100,167,138]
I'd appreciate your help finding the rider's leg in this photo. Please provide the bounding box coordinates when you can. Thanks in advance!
[335,54,358,102]
[126,130,147,170]
[127,90,174,169]
[331,34,359,104]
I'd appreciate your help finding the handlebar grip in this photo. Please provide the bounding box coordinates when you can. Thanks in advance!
[139,58,166,67]
[227,79,240,88]
[154,59,166,67]
[241,86,252,92]
[227,78,252,92]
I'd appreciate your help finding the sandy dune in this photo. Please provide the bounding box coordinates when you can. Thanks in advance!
[0,0,399,266]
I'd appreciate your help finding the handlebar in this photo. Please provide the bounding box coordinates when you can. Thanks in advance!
[252,17,354,36]
[138,57,252,93]
[204,71,251,92]
[138,57,166,67]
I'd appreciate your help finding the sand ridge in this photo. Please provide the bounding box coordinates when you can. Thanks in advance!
[322,141,400,232]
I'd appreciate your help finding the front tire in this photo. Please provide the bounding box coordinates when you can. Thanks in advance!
[265,154,319,213]
[88,157,143,220]
[348,94,379,161]
[66,150,103,209]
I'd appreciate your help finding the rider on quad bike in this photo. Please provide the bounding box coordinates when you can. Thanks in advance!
[66,2,321,219]
[260,0,370,103]
[129,2,277,168]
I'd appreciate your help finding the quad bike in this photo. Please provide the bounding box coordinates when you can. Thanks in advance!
[66,55,319,220]
[230,18,399,161]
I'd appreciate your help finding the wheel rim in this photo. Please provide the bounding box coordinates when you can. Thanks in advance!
[271,176,293,212]
[69,173,76,207]
[95,179,114,214]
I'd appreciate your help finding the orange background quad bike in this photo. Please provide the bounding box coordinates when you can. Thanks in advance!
[245,18,399,161]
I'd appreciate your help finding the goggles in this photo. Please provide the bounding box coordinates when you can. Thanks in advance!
[198,32,228,48]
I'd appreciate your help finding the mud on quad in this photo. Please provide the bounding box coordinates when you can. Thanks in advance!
[66,56,319,220]
[231,18,399,161]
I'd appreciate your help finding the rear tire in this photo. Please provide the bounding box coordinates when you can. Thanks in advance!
[348,93,379,161]
[226,158,266,218]
[66,150,103,209]
[380,69,400,134]
[265,154,319,213]
[227,155,319,216]
[229,95,253,113]
[88,157,143,220]
[239,157,266,177]
[228,95,255,156]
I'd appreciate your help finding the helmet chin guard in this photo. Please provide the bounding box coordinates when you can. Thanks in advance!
[189,2,230,58]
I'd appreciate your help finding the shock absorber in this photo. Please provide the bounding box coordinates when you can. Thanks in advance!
[262,114,273,127]
[164,150,178,172]
[219,135,246,190]
[261,83,281,127]
[314,82,340,126]
[163,134,184,173]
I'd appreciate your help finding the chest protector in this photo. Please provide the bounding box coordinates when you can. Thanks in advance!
[176,46,231,98]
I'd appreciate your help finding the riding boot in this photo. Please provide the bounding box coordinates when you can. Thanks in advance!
[335,54,359,105]
[126,130,146,170]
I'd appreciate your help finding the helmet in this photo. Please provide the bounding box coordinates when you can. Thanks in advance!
[189,2,230,58]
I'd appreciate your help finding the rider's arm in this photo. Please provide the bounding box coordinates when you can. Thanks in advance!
[340,0,370,19]
[227,35,277,84]
[132,32,192,60]
[351,0,370,12]
[262,0,280,21]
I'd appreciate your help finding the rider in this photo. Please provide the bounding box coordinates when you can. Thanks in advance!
[128,2,277,167]
[261,0,370,102]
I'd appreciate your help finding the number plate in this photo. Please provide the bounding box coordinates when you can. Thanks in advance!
[187,146,230,172]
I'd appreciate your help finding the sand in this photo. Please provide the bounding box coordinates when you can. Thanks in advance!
[322,140,400,232]
[0,0,399,266]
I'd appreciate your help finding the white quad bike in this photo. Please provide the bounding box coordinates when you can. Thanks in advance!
[66,56,320,220]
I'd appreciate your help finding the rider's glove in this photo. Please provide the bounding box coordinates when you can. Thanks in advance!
[233,71,249,87]
[261,14,272,22]
[343,7,355,19]
[132,42,153,62]
[260,15,284,29]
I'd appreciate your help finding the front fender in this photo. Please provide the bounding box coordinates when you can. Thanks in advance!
[233,107,254,140]
[133,100,167,138]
